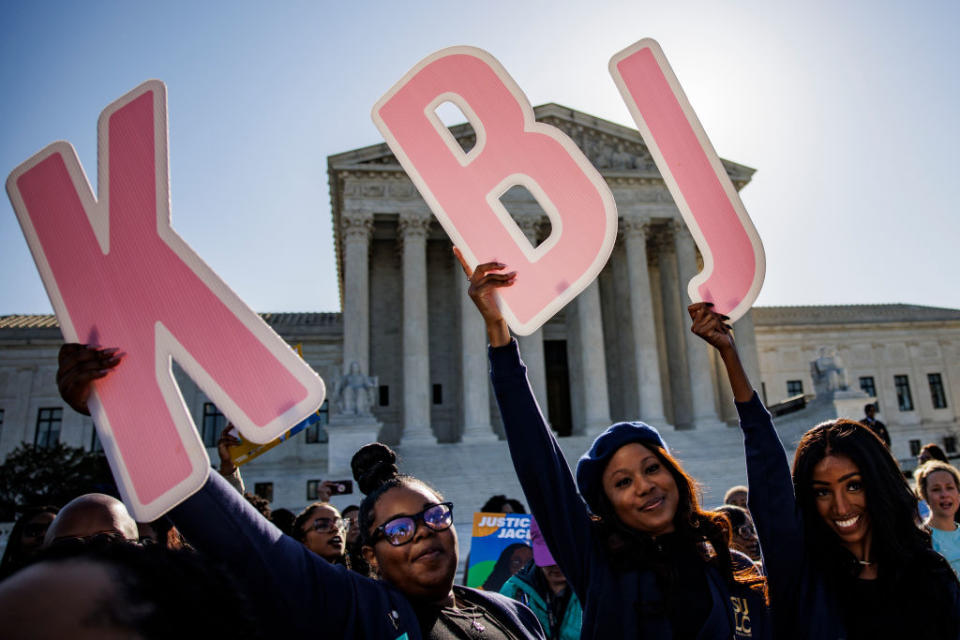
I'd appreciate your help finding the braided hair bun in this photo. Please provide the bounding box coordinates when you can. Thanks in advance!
[351,443,400,495]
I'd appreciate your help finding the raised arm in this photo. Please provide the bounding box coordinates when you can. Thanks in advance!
[56,343,360,636]
[455,250,595,600]
[687,304,807,629]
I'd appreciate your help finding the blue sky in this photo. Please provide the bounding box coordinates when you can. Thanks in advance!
[3,0,958,314]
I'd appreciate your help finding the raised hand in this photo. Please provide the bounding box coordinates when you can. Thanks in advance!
[688,302,735,353]
[57,343,124,415]
[454,247,515,347]
[688,302,753,402]
[217,424,243,474]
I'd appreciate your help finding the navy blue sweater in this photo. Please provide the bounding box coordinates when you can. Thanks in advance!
[490,340,770,640]
[737,392,960,639]
[170,471,545,639]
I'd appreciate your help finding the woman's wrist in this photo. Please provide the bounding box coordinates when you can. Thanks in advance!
[486,318,511,347]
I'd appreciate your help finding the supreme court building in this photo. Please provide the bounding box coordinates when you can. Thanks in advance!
[2,104,959,519]
[328,103,763,446]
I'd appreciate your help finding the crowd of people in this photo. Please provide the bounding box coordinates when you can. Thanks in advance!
[0,253,958,638]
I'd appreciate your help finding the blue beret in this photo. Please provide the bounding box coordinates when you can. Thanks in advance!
[575,422,668,514]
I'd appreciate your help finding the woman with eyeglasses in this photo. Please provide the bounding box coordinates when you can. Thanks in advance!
[458,254,769,640]
[349,441,544,638]
[292,503,348,565]
[55,342,546,639]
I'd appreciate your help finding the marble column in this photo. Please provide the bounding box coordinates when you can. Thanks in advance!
[657,228,692,428]
[732,310,763,394]
[674,222,722,427]
[341,211,373,376]
[398,213,434,442]
[460,279,496,441]
[516,217,549,420]
[622,217,667,425]
[576,280,611,433]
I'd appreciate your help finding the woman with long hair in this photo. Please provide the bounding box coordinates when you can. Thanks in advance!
[688,301,960,639]
[56,342,546,639]
[458,253,769,639]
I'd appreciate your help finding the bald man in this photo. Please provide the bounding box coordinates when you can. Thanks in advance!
[43,493,138,546]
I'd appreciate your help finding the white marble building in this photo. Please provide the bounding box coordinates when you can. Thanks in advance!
[752,304,960,465]
[327,104,762,448]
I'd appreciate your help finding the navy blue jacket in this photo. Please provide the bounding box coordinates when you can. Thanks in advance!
[737,392,960,639]
[490,340,770,639]
[170,471,545,640]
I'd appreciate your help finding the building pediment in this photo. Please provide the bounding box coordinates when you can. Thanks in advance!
[328,103,755,185]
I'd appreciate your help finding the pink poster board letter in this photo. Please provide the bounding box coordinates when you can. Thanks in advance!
[6,81,326,521]
[373,47,618,335]
[609,39,765,321]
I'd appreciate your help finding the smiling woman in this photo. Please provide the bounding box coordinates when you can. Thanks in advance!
[690,301,960,640]
[459,254,770,640]
[351,442,545,637]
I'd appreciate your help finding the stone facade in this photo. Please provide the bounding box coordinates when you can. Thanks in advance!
[327,103,760,446]
[753,304,960,464]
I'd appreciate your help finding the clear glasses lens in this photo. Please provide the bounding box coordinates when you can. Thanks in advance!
[313,518,344,533]
[384,518,416,544]
[380,503,454,546]
[424,504,453,527]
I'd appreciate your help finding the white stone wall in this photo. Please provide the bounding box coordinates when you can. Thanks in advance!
[754,313,960,463]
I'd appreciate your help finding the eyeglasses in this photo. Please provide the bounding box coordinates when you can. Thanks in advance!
[371,502,454,546]
[308,517,345,534]
[48,531,135,549]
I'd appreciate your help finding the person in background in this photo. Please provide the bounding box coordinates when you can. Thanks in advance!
[292,502,348,566]
[243,492,272,521]
[463,494,528,585]
[342,504,371,576]
[271,508,296,537]
[916,461,960,575]
[692,301,960,639]
[44,493,138,547]
[919,443,950,466]
[500,517,582,640]
[482,494,527,514]
[482,542,533,592]
[0,506,59,580]
[136,515,186,549]
[716,505,763,566]
[724,485,749,510]
[860,403,891,448]
[915,444,952,521]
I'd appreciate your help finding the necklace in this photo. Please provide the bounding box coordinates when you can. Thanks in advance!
[445,596,486,639]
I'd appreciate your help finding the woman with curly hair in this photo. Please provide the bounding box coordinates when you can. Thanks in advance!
[689,301,960,639]
[459,253,769,640]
